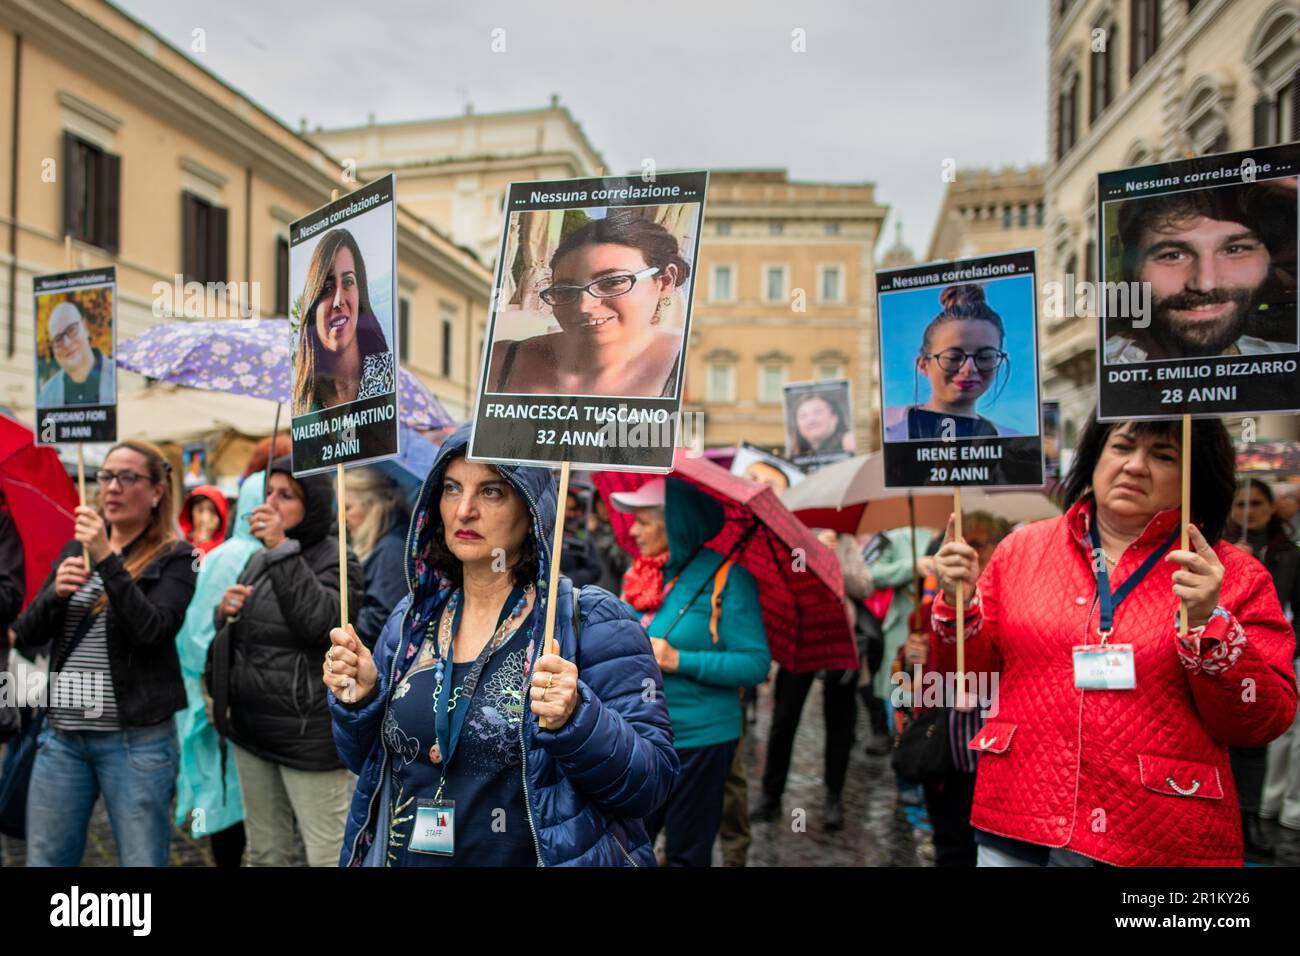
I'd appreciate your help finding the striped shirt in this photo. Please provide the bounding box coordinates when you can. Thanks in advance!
[49,572,121,731]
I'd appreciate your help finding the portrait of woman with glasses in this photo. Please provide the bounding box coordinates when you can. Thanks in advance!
[487,210,690,397]
[883,283,1017,441]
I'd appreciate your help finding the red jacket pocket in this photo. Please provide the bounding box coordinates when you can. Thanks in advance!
[967,721,1016,754]
[1138,754,1225,800]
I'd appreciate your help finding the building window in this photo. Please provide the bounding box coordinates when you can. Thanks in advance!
[181,191,228,285]
[398,298,410,363]
[759,364,786,403]
[1018,205,1029,227]
[1090,21,1117,122]
[1182,80,1231,156]
[819,266,843,303]
[1035,203,1045,226]
[1002,206,1012,229]
[62,132,120,253]
[711,265,735,302]
[1057,70,1079,159]
[707,364,735,403]
[716,222,731,236]
[440,307,455,378]
[768,222,784,236]
[824,222,840,236]
[1130,0,1161,78]
[1247,9,1300,147]
[817,364,843,381]
[764,266,787,303]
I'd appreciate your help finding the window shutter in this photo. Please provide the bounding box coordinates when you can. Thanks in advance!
[62,132,78,239]
[208,204,228,284]
[182,193,198,282]
[275,236,289,317]
[1292,68,1299,143]
[398,299,410,363]
[1253,95,1273,146]
[97,151,121,254]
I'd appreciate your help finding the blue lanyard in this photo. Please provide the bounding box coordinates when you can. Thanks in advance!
[434,586,526,770]
[1088,522,1180,637]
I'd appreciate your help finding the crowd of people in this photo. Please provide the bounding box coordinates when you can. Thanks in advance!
[0,412,1297,869]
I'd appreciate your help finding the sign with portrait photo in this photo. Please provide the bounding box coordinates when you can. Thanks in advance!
[1097,143,1300,420]
[468,170,708,472]
[33,266,117,445]
[289,174,400,476]
[782,379,855,470]
[730,441,806,495]
[875,250,1043,487]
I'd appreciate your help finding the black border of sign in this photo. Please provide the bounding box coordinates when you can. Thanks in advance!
[467,169,709,473]
[874,249,1044,489]
[288,174,400,478]
[1095,142,1300,421]
[33,265,117,446]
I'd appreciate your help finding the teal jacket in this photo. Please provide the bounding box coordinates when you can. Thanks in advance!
[646,479,770,750]
[867,526,933,700]
[174,473,264,837]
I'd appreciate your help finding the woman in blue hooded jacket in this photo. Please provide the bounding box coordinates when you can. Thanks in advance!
[323,424,677,866]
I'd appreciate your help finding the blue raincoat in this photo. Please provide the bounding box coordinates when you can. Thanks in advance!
[173,473,264,837]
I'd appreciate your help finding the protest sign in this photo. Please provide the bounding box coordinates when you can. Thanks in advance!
[289,175,399,476]
[34,266,117,445]
[783,379,855,470]
[1097,143,1300,420]
[469,170,708,472]
[876,250,1043,488]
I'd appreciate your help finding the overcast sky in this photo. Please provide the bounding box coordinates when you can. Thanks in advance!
[116,0,1047,259]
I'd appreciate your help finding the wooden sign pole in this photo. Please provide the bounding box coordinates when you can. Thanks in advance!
[538,461,571,731]
[1178,414,1191,636]
[64,235,90,568]
[324,189,351,634]
[954,486,965,675]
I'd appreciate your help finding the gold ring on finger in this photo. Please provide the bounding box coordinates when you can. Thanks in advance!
[540,685,548,702]
[546,673,555,689]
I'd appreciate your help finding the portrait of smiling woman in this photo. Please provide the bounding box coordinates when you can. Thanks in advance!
[884,283,1017,442]
[292,227,395,416]
[487,211,691,398]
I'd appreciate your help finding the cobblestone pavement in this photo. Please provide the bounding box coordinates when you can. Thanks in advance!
[4,682,1299,867]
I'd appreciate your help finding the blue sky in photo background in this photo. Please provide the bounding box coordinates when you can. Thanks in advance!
[879,272,1040,436]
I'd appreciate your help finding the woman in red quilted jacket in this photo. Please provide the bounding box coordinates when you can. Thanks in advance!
[930,416,1297,866]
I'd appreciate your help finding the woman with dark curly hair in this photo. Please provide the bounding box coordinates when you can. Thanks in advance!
[488,211,690,398]
[292,228,394,416]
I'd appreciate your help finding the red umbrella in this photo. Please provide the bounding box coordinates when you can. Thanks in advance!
[593,449,856,673]
[0,414,78,607]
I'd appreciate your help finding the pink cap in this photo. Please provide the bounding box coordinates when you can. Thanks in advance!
[608,478,667,513]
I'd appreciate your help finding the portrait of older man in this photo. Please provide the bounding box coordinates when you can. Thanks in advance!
[1105,179,1299,363]
[37,300,115,407]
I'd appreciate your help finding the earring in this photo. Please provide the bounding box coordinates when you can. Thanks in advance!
[652,295,672,325]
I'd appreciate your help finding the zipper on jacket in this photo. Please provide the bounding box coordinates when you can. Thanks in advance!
[611,827,639,867]
[347,596,412,866]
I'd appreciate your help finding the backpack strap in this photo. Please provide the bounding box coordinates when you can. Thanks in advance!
[709,559,734,645]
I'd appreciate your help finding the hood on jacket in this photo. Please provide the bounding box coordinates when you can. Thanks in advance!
[179,483,229,549]
[407,423,556,609]
[663,477,724,578]
[269,456,335,549]
[229,474,264,545]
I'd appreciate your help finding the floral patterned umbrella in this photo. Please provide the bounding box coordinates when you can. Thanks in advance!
[116,319,455,430]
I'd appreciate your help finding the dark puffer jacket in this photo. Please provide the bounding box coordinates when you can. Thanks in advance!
[208,460,362,771]
[331,424,679,866]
